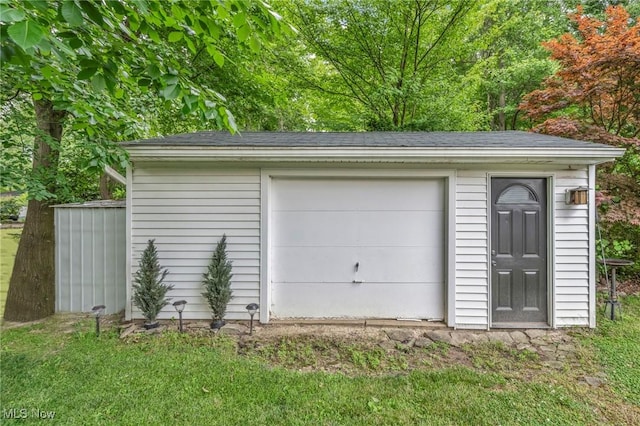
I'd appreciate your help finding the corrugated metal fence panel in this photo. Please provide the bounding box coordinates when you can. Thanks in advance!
[55,203,126,314]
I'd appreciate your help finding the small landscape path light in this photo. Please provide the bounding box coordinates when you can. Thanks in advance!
[246,303,259,335]
[173,300,187,332]
[91,305,105,337]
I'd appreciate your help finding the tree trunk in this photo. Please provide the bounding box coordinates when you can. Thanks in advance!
[99,173,113,200]
[498,89,506,131]
[3,100,65,322]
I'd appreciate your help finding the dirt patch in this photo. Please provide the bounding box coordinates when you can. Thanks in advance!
[252,323,385,340]
[617,276,640,295]
[237,331,469,375]
[1,312,123,331]
[598,276,640,296]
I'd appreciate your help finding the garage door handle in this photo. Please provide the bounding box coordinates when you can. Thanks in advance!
[352,280,363,284]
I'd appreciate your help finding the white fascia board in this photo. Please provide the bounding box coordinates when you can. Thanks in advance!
[104,165,127,185]
[126,146,625,165]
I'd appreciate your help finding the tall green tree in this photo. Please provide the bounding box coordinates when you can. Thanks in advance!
[290,0,478,129]
[178,29,317,132]
[465,0,568,130]
[1,0,287,321]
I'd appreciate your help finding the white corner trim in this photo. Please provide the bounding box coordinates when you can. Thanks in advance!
[588,164,597,328]
[259,170,271,324]
[486,172,492,330]
[446,171,457,328]
[125,165,133,321]
[548,175,557,329]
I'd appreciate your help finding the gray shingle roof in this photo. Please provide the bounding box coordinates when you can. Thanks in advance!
[122,131,612,149]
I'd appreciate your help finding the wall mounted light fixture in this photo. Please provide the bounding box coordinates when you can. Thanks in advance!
[565,187,588,205]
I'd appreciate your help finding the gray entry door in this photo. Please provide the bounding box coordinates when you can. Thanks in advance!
[491,178,547,324]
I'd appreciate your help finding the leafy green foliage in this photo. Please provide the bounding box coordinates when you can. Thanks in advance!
[0,94,34,192]
[464,0,567,130]
[0,196,23,221]
[597,238,634,261]
[276,0,570,132]
[290,0,478,130]
[0,228,21,318]
[202,235,233,321]
[519,6,640,279]
[0,92,124,203]
[132,239,174,323]
[7,19,44,49]
[0,0,291,197]
[521,6,640,138]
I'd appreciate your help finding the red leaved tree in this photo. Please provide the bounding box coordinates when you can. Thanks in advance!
[521,5,640,138]
[520,5,640,280]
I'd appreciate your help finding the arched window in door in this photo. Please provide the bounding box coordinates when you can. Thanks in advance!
[496,184,538,204]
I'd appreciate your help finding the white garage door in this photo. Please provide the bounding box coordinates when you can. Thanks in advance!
[271,178,445,319]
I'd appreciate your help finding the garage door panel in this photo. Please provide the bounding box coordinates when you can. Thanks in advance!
[273,247,356,282]
[276,211,442,247]
[356,247,444,282]
[271,178,445,319]
[274,247,444,283]
[273,179,443,211]
[357,211,443,246]
[273,211,358,245]
[272,282,444,319]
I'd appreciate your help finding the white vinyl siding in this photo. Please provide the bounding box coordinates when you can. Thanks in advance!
[554,169,590,326]
[455,171,489,328]
[130,164,261,320]
[128,161,592,328]
[454,167,591,329]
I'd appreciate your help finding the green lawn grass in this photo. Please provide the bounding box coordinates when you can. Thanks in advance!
[0,228,21,318]
[2,307,640,425]
[0,326,596,425]
[1,230,638,424]
[585,295,640,406]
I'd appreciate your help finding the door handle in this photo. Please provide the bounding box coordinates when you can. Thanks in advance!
[491,260,497,266]
[353,261,362,283]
